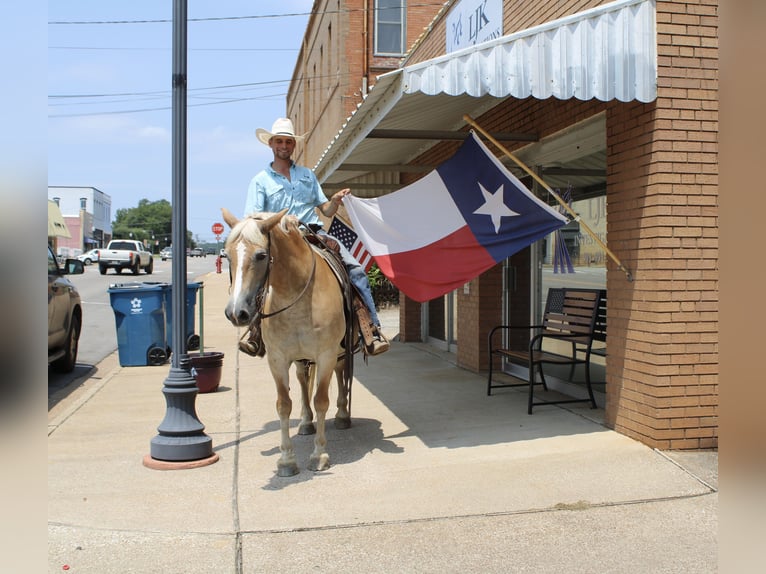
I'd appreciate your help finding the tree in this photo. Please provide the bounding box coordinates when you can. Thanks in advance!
[112,199,194,248]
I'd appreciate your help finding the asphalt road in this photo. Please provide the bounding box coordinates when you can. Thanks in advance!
[48,254,222,398]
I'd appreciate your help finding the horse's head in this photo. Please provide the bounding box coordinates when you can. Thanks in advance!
[221,207,287,326]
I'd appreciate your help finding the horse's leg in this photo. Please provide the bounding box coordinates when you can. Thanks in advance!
[295,360,316,435]
[271,362,299,477]
[334,357,351,430]
[308,359,334,472]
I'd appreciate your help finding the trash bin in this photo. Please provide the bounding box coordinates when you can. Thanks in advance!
[164,281,202,353]
[141,281,202,353]
[108,283,168,366]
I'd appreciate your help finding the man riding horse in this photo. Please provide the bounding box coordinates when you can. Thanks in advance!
[241,117,389,357]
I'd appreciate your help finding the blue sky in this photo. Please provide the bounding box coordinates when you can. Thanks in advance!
[48,1,313,243]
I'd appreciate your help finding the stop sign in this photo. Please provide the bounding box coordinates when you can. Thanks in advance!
[212,222,224,235]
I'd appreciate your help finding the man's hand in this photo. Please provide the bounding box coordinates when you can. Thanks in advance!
[323,188,352,216]
[331,188,351,206]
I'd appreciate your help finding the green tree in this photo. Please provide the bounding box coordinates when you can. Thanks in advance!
[112,199,194,249]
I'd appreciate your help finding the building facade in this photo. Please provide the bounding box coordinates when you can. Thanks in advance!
[48,186,112,254]
[288,0,718,450]
[287,0,441,173]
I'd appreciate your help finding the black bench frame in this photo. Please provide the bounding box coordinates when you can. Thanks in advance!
[487,288,606,414]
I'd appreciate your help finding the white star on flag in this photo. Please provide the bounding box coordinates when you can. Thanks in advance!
[473,183,519,233]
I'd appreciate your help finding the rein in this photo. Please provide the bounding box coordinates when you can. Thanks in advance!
[258,232,317,319]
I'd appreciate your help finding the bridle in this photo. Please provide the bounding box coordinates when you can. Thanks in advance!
[252,230,317,320]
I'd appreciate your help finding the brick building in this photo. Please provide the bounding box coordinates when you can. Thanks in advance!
[287,0,718,450]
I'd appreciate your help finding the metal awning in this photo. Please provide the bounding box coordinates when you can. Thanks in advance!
[48,200,71,238]
[314,0,656,193]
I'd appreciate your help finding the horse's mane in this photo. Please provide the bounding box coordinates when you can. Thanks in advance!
[229,215,266,244]
[229,212,301,245]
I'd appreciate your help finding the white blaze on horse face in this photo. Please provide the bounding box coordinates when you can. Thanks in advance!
[230,240,248,303]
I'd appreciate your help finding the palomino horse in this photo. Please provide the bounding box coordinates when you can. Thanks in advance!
[221,208,353,476]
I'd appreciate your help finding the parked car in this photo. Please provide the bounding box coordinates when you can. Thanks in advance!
[48,245,85,373]
[77,249,100,265]
[160,247,172,261]
[190,247,205,257]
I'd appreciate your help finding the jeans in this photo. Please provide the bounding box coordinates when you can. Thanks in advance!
[318,230,380,327]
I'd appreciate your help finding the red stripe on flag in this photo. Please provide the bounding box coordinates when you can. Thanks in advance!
[352,242,372,272]
[373,226,495,302]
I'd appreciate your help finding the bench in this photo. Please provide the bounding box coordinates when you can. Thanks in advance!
[487,288,606,414]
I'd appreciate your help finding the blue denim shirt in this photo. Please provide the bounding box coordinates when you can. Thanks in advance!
[244,162,327,226]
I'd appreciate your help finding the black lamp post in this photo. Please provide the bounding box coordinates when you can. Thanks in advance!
[144,0,217,469]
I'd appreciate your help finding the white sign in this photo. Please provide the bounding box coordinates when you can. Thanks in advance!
[446,0,504,53]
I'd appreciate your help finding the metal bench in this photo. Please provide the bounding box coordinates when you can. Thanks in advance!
[487,288,606,413]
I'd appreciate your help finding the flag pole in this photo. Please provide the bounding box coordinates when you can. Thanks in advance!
[464,114,633,282]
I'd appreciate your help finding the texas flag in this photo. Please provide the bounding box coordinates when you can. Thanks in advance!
[343,132,568,302]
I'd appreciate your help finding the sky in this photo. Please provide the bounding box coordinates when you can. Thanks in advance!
[48,1,314,243]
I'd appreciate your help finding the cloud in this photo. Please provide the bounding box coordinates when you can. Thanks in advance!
[49,113,170,145]
[190,125,265,164]
[135,125,171,141]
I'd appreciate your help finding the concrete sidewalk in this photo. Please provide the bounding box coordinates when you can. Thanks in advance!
[48,271,717,573]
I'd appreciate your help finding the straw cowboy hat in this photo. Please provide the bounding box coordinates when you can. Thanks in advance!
[255,118,304,146]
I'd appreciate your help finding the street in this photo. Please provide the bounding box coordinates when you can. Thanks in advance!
[48,254,223,399]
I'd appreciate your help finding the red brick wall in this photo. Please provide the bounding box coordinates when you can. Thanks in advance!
[456,265,504,372]
[399,294,422,342]
[291,1,446,168]
[605,0,719,450]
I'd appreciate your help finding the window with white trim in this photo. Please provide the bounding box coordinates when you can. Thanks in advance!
[375,0,406,56]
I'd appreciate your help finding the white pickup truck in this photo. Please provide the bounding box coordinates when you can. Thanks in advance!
[98,239,154,275]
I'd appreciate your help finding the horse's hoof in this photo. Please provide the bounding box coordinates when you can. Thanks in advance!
[334,416,351,430]
[277,463,299,477]
[309,453,330,472]
[298,422,316,435]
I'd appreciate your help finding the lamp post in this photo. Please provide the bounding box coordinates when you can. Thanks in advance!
[144,0,217,470]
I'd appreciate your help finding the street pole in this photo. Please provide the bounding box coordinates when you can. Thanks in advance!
[145,0,217,469]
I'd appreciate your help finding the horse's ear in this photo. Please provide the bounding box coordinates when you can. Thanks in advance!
[280,214,301,233]
[222,208,239,229]
[257,208,289,233]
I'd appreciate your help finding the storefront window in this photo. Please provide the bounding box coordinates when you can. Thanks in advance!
[539,193,607,322]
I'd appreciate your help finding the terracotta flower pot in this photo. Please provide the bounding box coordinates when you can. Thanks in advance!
[188,351,224,393]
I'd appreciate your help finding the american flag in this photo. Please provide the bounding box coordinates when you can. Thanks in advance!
[327,217,374,272]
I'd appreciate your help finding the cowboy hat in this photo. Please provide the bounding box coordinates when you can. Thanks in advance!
[255,118,304,146]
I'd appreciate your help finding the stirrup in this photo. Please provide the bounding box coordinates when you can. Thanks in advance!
[366,327,390,356]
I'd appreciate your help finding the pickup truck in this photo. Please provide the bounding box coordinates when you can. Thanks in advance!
[98,239,154,275]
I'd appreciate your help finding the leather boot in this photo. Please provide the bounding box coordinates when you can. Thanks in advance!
[367,327,390,355]
[354,298,389,355]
